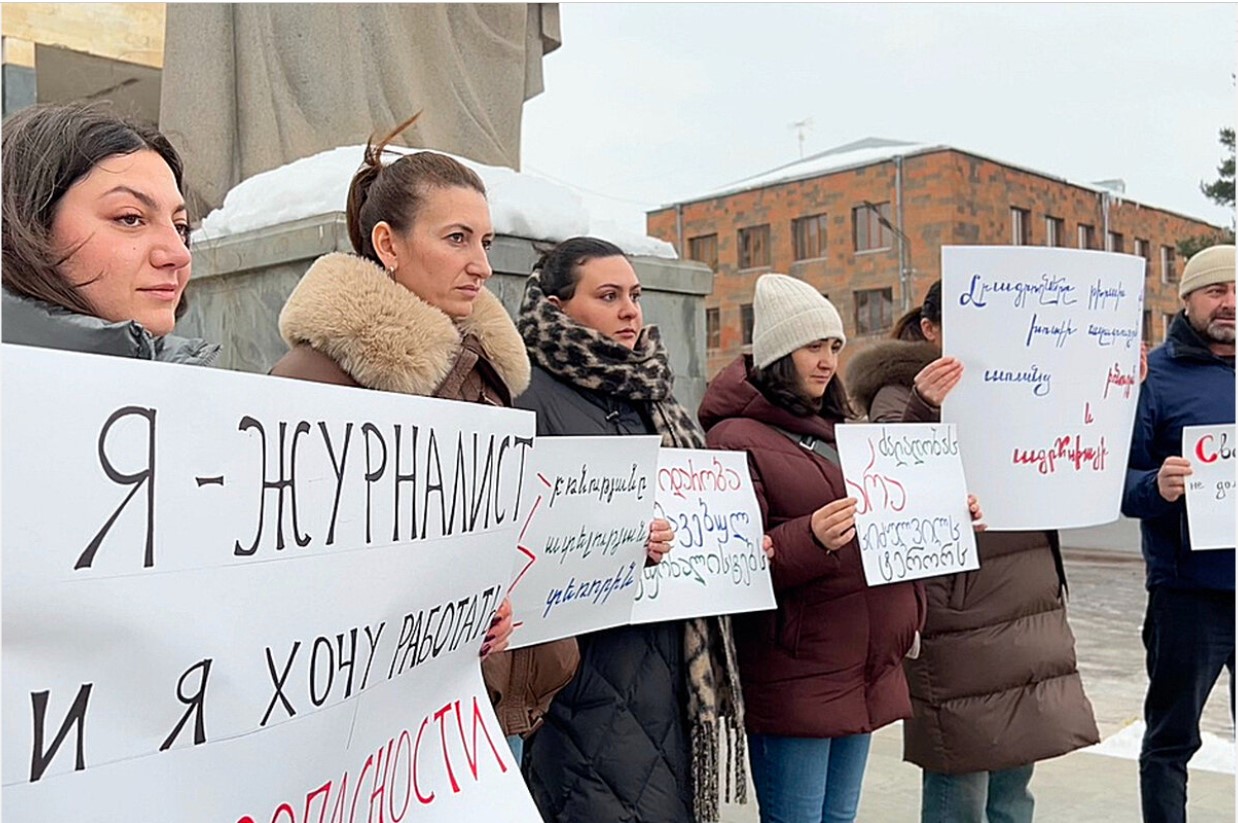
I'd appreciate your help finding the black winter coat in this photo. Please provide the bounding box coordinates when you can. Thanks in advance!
[516,364,694,823]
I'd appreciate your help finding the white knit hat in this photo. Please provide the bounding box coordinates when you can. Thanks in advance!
[1179,244,1235,298]
[751,273,846,368]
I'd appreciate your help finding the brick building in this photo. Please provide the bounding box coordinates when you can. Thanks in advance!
[646,138,1227,378]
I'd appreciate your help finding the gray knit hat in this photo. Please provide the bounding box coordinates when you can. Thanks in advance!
[1179,244,1235,298]
[751,273,846,368]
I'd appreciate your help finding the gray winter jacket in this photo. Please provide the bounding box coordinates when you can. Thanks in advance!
[517,364,694,823]
[2,289,220,365]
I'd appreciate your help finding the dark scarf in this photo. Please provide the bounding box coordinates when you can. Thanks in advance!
[518,274,748,821]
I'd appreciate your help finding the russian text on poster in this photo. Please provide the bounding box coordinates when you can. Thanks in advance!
[1183,424,1236,551]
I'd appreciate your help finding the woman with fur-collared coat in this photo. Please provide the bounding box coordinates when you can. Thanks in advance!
[845,281,1098,823]
[269,118,579,758]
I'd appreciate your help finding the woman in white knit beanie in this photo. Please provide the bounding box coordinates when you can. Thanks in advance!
[698,273,924,823]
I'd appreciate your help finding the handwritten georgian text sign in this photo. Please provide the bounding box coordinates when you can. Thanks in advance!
[835,423,979,586]
[941,246,1145,529]
[630,448,775,623]
[506,435,661,649]
[1183,424,1236,551]
[1,344,541,821]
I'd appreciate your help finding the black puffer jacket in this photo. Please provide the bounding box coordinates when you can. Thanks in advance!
[516,364,693,823]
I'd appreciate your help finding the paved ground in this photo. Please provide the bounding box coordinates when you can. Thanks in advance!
[719,538,1235,822]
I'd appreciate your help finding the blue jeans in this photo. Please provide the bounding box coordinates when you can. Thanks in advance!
[748,732,872,823]
[1140,586,1235,823]
[920,765,1034,823]
[506,733,523,765]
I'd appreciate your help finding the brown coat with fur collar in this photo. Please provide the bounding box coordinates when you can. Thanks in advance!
[270,252,580,737]
[846,338,1099,774]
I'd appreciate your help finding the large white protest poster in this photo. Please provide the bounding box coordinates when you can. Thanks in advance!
[941,246,1145,529]
[631,449,775,623]
[1183,424,1236,550]
[506,435,661,649]
[835,423,979,586]
[1,344,541,821]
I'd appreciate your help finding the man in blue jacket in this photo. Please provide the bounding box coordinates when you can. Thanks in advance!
[1122,244,1234,823]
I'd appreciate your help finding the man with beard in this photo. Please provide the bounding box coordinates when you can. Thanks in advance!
[1122,244,1235,823]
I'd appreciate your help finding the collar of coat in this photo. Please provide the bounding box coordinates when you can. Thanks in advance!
[2,288,220,365]
[1166,309,1235,367]
[844,338,940,417]
[278,252,531,397]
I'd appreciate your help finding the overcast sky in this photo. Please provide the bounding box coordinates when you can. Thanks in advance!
[521,3,1236,238]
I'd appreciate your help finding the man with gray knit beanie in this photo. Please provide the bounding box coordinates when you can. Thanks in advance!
[1122,244,1234,823]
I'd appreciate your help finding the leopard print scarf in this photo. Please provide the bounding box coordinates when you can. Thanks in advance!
[519,274,748,820]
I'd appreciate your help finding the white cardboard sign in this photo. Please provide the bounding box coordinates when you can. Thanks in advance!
[1,344,541,821]
[505,435,661,649]
[942,246,1145,529]
[1183,424,1236,551]
[835,423,979,585]
[630,448,776,624]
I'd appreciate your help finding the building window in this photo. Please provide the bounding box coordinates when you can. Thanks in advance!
[1107,231,1124,253]
[738,225,770,269]
[792,213,828,260]
[706,307,721,350]
[1011,207,1031,245]
[1077,224,1095,250]
[740,303,755,345]
[854,287,894,335]
[1162,312,1174,338]
[1161,245,1178,282]
[1045,216,1065,247]
[853,202,894,252]
[1135,238,1151,275]
[687,234,718,270]
[1142,310,1153,344]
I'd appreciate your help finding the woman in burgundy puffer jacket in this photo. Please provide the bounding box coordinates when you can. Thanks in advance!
[699,274,924,823]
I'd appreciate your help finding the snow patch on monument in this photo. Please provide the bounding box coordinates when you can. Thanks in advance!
[194,145,677,259]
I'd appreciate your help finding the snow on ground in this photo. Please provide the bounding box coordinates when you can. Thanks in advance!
[193,145,677,259]
[1088,720,1236,775]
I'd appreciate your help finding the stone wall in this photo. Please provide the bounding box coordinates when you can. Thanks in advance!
[177,213,714,412]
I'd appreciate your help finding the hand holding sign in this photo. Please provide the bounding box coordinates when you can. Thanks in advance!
[1157,456,1193,502]
[914,356,965,407]
[811,497,859,551]
[646,518,675,565]
[967,494,987,532]
[481,598,514,658]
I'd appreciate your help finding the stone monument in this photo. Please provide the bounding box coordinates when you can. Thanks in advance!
[159,3,561,216]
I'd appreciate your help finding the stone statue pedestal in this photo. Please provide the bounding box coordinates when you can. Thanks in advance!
[178,214,714,412]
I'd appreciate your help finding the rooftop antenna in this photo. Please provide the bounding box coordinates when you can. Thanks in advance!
[789,118,813,159]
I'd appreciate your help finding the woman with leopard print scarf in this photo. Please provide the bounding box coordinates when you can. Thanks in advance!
[515,237,755,823]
